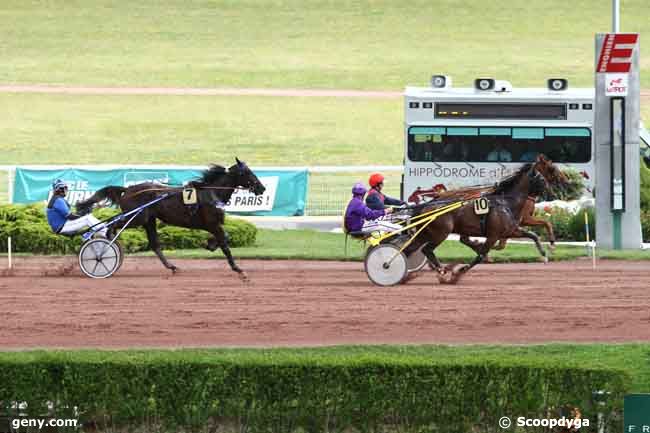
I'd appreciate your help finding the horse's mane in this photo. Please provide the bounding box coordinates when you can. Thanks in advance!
[493,163,533,194]
[197,164,228,184]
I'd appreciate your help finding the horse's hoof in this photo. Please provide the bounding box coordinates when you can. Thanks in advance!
[238,272,249,282]
[437,271,460,285]
[170,266,179,274]
[435,267,448,283]
[435,265,462,284]
[436,264,468,284]
[548,243,556,250]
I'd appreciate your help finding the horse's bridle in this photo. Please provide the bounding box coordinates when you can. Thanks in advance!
[231,166,263,194]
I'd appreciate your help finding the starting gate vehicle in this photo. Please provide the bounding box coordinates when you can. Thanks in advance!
[402,75,650,201]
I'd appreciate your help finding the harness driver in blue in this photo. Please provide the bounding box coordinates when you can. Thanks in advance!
[46,180,107,237]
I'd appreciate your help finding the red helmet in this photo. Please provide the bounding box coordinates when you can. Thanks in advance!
[368,173,384,188]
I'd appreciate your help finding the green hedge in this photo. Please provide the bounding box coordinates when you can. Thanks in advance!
[0,204,257,254]
[641,159,650,212]
[531,161,650,242]
[531,207,595,242]
[533,206,650,243]
[0,350,628,433]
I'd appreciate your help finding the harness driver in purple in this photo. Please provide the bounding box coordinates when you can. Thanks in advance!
[344,183,402,235]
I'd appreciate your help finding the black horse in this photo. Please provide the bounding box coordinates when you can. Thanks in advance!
[404,162,557,283]
[77,158,265,278]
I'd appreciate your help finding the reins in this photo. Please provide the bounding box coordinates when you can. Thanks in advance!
[118,185,247,201]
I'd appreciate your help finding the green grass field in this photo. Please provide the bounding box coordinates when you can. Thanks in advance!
[136,228,650,262]
[1,93,648,169]
[1,0,649,168]
[2,0,649,89]
[3,227,647,261]
[0,93,401,165]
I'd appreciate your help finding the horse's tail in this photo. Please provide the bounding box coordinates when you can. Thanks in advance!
[76,186,126,215]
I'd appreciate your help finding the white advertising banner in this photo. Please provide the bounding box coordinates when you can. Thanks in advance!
[225,176,279,212]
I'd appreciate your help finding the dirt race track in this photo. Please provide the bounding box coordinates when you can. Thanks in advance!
[1,257,649,349]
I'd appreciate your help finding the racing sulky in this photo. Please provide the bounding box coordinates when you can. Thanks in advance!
[76,158,265,280]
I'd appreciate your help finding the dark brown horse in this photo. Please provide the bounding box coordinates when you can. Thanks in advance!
[403,158,561,283]
[492,155,569,257]
[408,155,568,261]
[76,159,265,278]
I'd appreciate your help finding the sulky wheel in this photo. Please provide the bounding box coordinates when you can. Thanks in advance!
[386,235,427,274]
[405,245,428,273]
[364,244,408,287]
[78,238,122,279]
[114,240,125,272]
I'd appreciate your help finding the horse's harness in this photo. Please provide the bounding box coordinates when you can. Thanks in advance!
[90,185,255,219]
[120,185,250,201]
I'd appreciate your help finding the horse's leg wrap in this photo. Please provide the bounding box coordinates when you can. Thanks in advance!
[422,243,445,273]
[521,230,548,262]
[459,236,498,274]
[145,220,177,272]
[468,253,485,269]
[221,244,241,273]
[209,226,243,274]
[493,238,507,251]
[459,235,482,253]
[545,221,557,249]
[206,237,218,252]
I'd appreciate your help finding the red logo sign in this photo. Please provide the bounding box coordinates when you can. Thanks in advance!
[596,33,638,73]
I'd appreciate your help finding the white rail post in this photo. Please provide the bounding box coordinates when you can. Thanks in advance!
[7,236,12,270]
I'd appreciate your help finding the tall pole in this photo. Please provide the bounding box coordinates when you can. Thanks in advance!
[611,0,622,248]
